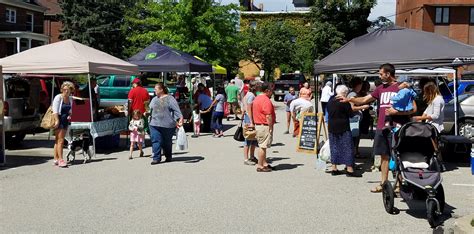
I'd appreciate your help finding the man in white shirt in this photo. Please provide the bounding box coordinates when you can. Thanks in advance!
[289,97,314,137]
[320,81,333,116]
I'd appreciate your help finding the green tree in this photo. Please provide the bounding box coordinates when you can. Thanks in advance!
[241,21,297,80]
[311,0,376,60]
[58,0,131,57]
[123,0,242,73]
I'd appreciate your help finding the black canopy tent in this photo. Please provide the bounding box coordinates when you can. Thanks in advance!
[128,42,212,72]
[313,26,474,135]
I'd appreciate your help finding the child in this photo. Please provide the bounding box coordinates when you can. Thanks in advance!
[129,110,145,159]
[191,105,201,138]
[385,76,417,131]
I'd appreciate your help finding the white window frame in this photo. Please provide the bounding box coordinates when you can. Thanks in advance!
[6,8,16,23]
[26,13,34,32]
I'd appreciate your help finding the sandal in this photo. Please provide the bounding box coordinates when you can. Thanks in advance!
[257,167,272,172]
[370,184,383,193]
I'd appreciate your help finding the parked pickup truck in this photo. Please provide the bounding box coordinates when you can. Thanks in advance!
[3,76,41,142]
[273,73,307,101]
[96,75,177,108]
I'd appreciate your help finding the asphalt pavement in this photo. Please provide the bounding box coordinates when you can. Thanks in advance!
[1,101,473,233]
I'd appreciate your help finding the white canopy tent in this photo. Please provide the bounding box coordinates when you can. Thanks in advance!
[0,39,138,75]
[0,40,138,161]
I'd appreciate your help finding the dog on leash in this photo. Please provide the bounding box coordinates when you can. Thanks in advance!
[66,133,92,164]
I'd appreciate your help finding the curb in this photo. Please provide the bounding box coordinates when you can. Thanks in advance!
[453,214,474,234]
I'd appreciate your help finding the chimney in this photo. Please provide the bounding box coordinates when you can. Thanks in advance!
[258,3,263,11]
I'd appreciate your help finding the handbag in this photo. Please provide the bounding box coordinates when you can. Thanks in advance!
[40,106,55,130]
[224,102,230,117]
[243,125,256,140]
[233,121,245,142]
[319,140,331,162]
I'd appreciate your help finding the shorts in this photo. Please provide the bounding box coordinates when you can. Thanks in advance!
[373,130,392,156]
[255,125,272,149]
[130,131,144,143]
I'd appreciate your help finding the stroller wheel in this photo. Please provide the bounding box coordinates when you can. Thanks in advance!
[427,199,441,228]
[436,185,445,213]
[382,181,395,214]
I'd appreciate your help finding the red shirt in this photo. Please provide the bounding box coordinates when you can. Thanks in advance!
[253,94,276,125]
[128,86,150,114]
[370,82,399,130]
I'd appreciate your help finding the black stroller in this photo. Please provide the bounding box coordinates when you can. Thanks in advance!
[382,122,445,228]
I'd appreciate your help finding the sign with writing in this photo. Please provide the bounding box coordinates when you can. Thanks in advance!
[297,113,318,153]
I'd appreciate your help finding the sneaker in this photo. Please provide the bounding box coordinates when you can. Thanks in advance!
[58,160,68,168]
[284,131,289,134]
[244,159,256,165]
[150,160,160,165]
[52,160,58,166]
[249,156,258,163]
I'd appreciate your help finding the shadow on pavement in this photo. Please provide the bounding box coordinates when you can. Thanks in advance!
[271,142,285,147]
[441,162,470,172]
[273,163,303,171]
[267,157,289,163]
[68,157,118,166]
[397,201,456,228]
[171,156,204,163]
[6,139,54,150]
[0,155,50,171]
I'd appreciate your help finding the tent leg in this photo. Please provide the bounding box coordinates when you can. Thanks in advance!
[314,74,319,113]
[454,67,459,136]
[88,74,94,122]
[48,75,56,141]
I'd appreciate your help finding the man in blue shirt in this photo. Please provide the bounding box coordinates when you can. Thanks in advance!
[283,87,297,134]
[197,83,213,133]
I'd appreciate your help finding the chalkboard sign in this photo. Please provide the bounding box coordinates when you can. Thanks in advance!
[297,113,318,153]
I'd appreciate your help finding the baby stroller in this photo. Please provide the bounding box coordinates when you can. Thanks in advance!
[66,131,93,164]
[382,122,445,228]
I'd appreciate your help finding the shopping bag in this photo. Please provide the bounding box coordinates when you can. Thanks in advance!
[176,126,188,151]
[40,106,55,130]
[349,115,361,137]
[243,125,256,140]
[233,121,245,142]
[224,102,230,117]
[319,140,331,162]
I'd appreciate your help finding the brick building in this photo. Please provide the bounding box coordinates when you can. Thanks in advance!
[0,0,48,57]
[396,0,474,45]
[37,0,61,43]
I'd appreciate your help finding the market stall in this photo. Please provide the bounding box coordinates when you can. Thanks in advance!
[313,26,474,134]
[128,42,213,126]
[0,39,139,159]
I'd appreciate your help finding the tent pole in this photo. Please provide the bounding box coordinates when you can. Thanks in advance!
[454,67,459,136]
[48,75,55,141]
[314,74,319,113]
[87,74,96,157]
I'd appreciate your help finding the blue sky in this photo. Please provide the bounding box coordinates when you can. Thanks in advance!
[219,0,396,21]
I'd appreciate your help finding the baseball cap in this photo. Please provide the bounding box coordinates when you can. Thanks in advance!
[132,78,141,84]
[397,75,412,84]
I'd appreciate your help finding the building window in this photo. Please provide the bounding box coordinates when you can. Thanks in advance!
[471,8,474,24]
[250,21,257,30]
[435,7,449,24]
[27,13,34,32]
[6,8,16,23]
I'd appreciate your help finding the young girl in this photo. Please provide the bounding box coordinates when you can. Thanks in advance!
[192,105,201,137]
[129,110,145,159]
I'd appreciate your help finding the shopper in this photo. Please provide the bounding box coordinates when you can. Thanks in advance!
[413,82,445,133]
[242,81,259,165]
[206,88,226,137]
[149,83,183,165]
[225,80,241,120]
[128,110,145,159]
[253,83,276,172]
[197,83,213,133]
[320,81,333,116]
[327,85,362,177]
[283,87,297,134]
[52,81,75,168]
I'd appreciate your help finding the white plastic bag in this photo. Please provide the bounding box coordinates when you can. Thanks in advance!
[176,126,188,151]
[319,140,331,163]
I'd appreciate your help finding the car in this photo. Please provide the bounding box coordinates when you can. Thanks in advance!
[273,73,307,101]
[443,80,474,103]
[3,76,41,142]
[443,94,474,141]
